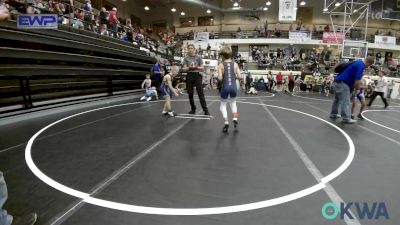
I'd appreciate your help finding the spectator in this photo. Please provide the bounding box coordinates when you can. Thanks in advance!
[1,171,38,225]
[0,0,9,21]
[83,0,93,31]
[100,24,109,36]
[318,25,323,34]
[274,23,281,37]
[35,0,44,9]
[108,7,119,38]
[125,19,133,42]
[73,9,84,29]
[324,24,330,32]
[387,80,394,98]
[151,61,162,90]
[99,7,108,26]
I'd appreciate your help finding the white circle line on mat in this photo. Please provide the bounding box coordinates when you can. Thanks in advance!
[361,110,400,134]
[25,101,354,215]
[292,93,332,102]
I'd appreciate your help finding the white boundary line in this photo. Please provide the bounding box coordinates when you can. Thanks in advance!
[25,101,355,216]
[305,103,400,146]
[181,92,275,99]
[259,99,360,225]
[292,93,332,102]
[177,114,213,118]
[0,104,155,154]
[175,116,211,120]
[361,110,400,134]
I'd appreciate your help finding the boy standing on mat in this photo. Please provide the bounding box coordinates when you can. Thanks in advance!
[160,66,179,117]
[351,76,368,120]
[218,46,243,133]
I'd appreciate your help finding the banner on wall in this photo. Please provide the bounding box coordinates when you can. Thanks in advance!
[289,31,312,41]
[322,32,345,44]
[279,0,297,21]
[194,32,209,43]
[374,36,396,45]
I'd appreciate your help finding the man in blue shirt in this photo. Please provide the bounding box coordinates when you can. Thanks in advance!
[151,61,162,90]
[330,56,374,123]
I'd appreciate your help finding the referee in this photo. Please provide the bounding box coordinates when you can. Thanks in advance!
[182,44,210,115]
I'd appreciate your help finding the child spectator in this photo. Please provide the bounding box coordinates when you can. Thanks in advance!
[140,74,158,101]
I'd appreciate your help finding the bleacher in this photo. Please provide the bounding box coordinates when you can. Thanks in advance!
[0,19,156,114]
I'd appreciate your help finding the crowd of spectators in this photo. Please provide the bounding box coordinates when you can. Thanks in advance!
[1,0,184,57]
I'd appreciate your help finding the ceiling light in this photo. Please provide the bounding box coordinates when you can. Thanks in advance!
[171,8,176,12]
[266,1,271,6]
[263,7,268,11]
[323,8,328,12]
[189,20,192,23]
[206,9,211,13]
[300,1,306,6]
[210,18,214,21]
[335,2,341,7]
[144,6,149,10]
[353,9,358,13]
[181,12,185,16]
[233,2,239,7]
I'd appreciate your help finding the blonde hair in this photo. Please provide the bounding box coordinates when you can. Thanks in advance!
[171,65,179,72]
[219,46,232,59]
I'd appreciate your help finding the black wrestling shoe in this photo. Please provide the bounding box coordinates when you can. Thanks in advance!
[357,114,364,120]
[204,110,210,116]
[233,120,238,128]
[188,110,196,114]
[222,124,229,133]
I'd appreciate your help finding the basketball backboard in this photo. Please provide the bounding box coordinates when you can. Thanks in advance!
[341,40,368,59]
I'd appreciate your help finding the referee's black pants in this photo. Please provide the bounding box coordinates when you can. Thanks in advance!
[186,72,208,112]
[368,91,388,107]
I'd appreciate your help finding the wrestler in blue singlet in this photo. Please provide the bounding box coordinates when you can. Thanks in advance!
[220,62,237,100]
[352,79,366,101]
[159,75,173,98]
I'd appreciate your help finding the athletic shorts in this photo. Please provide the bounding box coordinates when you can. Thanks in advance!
[159,84,172,98]
[351,92,365,101]
[220,85,237,100]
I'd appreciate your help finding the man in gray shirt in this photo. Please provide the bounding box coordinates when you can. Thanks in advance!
[182,44,209,115]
